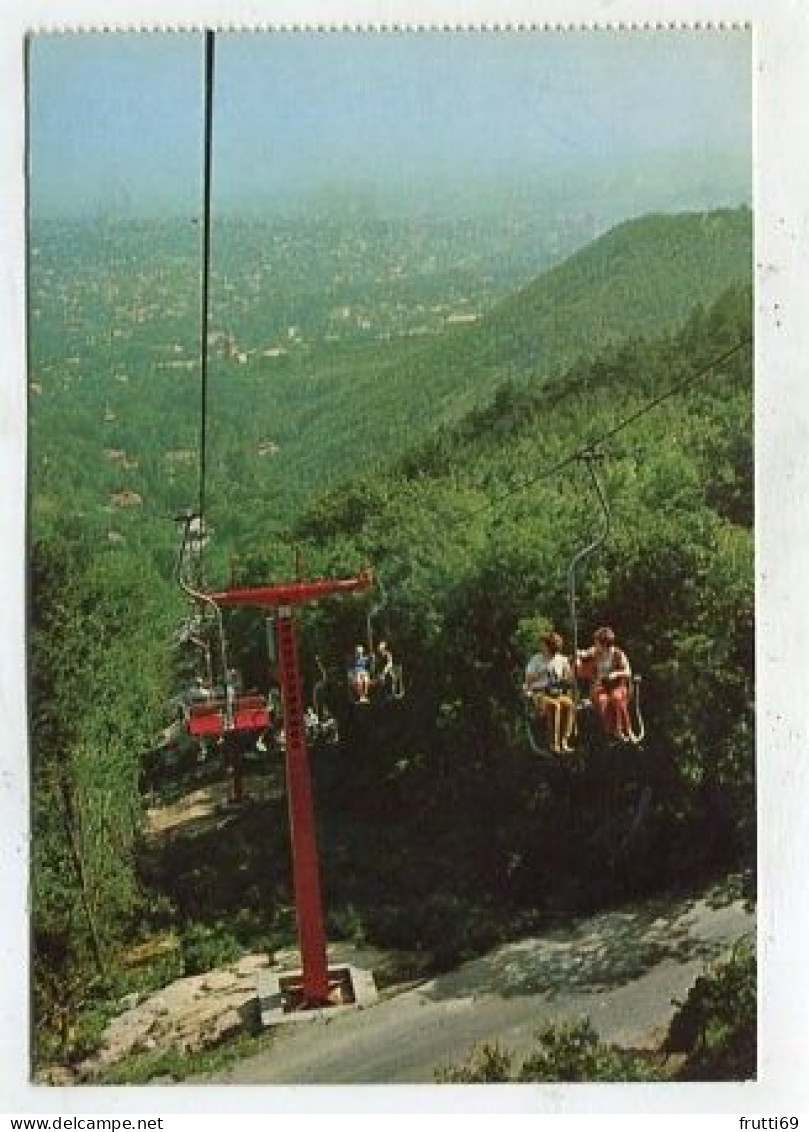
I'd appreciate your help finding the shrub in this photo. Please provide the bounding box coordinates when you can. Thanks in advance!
[436,1019,661,1083]
[180,923,243,976]
[435,1041,513,1083]
[517,1019,659,1082]
[664,938,756,1080]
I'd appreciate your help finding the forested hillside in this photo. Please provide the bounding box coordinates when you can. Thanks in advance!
[28,210,754,1075]
[344,206,753,434]
[204,206,753,536]
[279,280,754,925]
[29,207,750,562]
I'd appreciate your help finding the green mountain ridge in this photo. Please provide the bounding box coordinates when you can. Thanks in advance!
[272,207,752,490]
[28,206,752,564]
[474,207,752,374]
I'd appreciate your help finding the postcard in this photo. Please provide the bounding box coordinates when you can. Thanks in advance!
[2,0,808,1121]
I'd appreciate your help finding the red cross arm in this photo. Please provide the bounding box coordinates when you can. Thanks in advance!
[206,568,373,609]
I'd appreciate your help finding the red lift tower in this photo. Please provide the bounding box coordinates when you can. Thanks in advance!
[186,32,375,1014]
[208,569,373,1007]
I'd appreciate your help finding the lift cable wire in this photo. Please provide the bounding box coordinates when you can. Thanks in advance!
[187,34,750,565]
[283,336,752,567]
[186,32,750,560]
[465,335,753,527]
[197,29,216,539]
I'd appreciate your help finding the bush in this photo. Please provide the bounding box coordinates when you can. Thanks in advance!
[436,1018,661,1083]
[180,923,244,977]
[328,902,366,946]
[517,1019,659,1082]
[435,1041,513,1083]
[437,942,756,1085]
[665,938,756,1080]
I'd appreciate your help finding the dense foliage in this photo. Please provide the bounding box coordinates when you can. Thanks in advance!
[287,280,754,934]
[665,938,756,1079]
[29,534,174,1063]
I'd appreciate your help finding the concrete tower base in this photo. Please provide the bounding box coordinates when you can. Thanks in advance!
[258,964,378,1027]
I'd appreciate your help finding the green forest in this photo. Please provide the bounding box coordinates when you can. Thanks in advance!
[28,205,754,1080]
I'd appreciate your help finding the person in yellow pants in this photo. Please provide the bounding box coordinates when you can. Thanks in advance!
[524,631,575,754]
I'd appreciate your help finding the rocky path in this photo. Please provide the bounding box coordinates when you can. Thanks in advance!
[49,772,752,1087]
[209,884,753,1085]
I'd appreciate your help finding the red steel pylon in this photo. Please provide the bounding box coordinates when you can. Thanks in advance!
[209,571,372,1006]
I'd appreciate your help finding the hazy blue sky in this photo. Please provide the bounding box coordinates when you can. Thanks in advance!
[28,29,751,219]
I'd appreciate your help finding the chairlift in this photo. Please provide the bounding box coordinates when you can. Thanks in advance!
[174,512,274,742]
[566,450,645,748]
[522,450,645,759]
[347,576,405,706]
[309,656,340,745]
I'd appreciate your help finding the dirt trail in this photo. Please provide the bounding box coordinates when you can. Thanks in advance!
[208,884,753,1085]
[144,772,280,842]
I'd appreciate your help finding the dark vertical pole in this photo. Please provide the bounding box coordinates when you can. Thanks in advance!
[198,30,215,537]
[225,735,245,804]
[275,608,330,1004]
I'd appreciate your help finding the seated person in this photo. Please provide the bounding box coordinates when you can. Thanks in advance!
[188,675,213,704]
[319,707,339,744]
[225,666,243,716]
[350,645,372,703]
[577,626,632,740]
[177,677,215,726]
[524,631,575,754]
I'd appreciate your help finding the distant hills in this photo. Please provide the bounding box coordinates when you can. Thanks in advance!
[271,206,752,490]
[28,205,753,559]
[445,206,753,385]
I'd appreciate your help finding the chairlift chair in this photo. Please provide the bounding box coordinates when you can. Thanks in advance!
[174,512,274,741]
[347,576,405,706]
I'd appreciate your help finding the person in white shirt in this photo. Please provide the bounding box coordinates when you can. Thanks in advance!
[524,631,575,754]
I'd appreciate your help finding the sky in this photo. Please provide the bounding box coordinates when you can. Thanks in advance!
[28,29,751,220]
